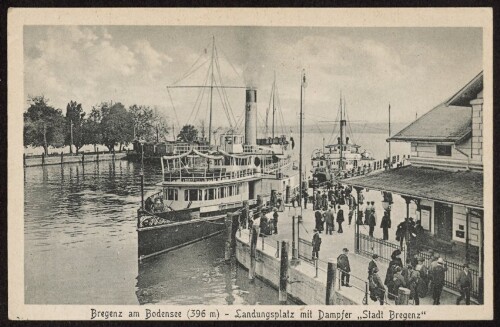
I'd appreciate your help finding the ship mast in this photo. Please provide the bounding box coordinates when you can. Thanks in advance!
[339,94,345,172]
[388,103,392,169]
[208,36,215,146]
[299,70,306,208]
[272,71,276,139]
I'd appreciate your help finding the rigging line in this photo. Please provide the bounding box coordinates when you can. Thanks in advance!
[171,57,210,86]
[212,46,234,127]
[217,42,243,80]
[171,42,211,85]
[166,87,181,130]
[186,58,212,126]
[327,104,340,145]
[214,46,238,128]
[214,78,234,128]
[344,98,355,145]
[274,83,287,136]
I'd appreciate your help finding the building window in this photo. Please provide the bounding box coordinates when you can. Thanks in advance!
[436,145,452,156]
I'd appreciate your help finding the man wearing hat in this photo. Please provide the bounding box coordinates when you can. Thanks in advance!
[368,254,379,278]
[431,257,448,305]
[312,229,322,260]
[456,263,472,305]
[337,248,351,287]
[325,205,335,235]
[272,207,279,234]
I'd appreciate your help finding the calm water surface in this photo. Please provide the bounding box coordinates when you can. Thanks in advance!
[24,131,409,304]
[24,159,292,305]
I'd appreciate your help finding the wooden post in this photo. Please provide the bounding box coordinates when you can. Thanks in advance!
[279,240,289,304]
[396,287,410,305]
[249,224,259,280]
[24,153,26,167]
[41,152,45,165]
[82,152,85,164]
[225,213,233,262]
[60,152,63,164]
[96,150,99,162]
[326,258,337,305]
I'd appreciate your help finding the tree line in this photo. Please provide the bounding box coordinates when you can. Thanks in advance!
[24,96,171,155]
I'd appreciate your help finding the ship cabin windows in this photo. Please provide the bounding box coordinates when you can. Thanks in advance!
[181,184,243,202]
[223,157,249,166]
[165,188,179,201]
[185,189,203,201]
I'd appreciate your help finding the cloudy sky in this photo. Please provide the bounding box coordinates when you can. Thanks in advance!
[24,26,482,132]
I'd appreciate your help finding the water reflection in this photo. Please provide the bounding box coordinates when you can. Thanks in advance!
[24,159,290,305]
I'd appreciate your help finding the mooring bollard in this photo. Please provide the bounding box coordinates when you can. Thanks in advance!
[396,287,410,305]
[325,258,337,305]
[224,213,233,262]
[279,240,289,304]
[276,240,280,258]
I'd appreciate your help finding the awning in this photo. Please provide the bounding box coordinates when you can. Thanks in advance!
[343,166,483,209]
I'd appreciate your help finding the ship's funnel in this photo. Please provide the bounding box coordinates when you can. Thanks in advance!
[245,88,257,145]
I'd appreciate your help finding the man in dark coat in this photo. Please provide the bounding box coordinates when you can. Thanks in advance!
[431,258,448,305]
[325,206,335,235]
[272,208,279,234]
[384,249,403,290]
[336,205,344,233]
[456,263,472,305]
[303,189,308,209]
[368,205,377,237]
[380,210,391,240]
[337,248,351,287]
[314,210,324,233]
[368,254,379,278]
[370,267,385,305]
[312,229,321,259]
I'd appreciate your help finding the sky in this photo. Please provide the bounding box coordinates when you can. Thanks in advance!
[24,26,483,133]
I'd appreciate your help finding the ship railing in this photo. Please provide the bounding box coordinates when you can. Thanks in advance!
[261,157,292,175]
[163,167,259,183]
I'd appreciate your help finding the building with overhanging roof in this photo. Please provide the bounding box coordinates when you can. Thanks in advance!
[343,71,484,302]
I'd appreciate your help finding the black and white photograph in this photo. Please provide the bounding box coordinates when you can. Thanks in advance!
[7,7,493,321]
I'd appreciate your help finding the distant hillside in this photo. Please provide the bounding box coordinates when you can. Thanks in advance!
[257,121,411,135]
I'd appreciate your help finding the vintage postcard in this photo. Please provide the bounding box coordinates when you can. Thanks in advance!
[8,7,493,321]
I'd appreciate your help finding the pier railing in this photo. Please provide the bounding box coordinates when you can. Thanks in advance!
[357,232,406,264]
[357,231,481,301]
[418,251,480,300]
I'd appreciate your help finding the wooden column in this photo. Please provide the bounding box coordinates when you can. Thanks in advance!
[354,186,363,254]
[225,213,233,262]
[402,196,412,259]
[249,224,259,280]
[325,258,337,305]
[279,240,289,304]
[478,210,484,304]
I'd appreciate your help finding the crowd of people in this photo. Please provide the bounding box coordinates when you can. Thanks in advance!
[241,184,473,306]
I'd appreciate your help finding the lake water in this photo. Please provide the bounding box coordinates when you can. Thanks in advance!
[24,131,409,304]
